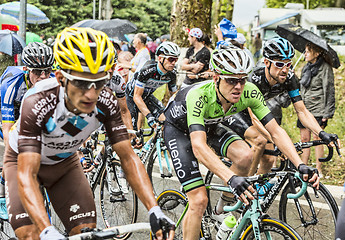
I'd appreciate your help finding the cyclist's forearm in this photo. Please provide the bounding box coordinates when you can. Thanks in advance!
[133,95,151,117]
[269,125,303,167]
[17,152,51,232]
[2,121,14,146]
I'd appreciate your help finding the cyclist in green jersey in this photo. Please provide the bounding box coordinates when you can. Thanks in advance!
[163,45,320,240]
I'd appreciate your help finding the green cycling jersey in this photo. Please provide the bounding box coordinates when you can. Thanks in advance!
[164,80,273,132]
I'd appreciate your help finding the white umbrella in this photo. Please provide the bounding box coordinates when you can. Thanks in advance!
[0,1,49,24]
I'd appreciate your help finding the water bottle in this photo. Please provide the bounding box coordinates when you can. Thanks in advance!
[216,215,236,240]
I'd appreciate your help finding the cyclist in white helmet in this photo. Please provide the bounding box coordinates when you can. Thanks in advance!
[163,45,319,239]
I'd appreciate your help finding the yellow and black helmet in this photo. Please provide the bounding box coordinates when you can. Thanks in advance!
[54,27,115,74]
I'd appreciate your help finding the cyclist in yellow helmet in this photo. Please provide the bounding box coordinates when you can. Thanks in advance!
[4,27,175,240]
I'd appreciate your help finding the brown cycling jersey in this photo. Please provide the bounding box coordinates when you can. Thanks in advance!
[9,78,128,164]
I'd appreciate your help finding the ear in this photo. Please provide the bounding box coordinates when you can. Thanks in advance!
[54,70,65,87]
[23,66,28,71]
[263,58,270,68]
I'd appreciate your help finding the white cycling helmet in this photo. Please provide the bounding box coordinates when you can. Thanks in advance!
[156,41,180,57]
[210,45,253,75]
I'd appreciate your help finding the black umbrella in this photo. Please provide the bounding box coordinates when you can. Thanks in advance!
[91,19,137,42]
[276,24,340,68]
[70,19,137,42]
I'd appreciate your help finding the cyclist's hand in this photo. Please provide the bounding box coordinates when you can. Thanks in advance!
[227,175,255,205]
[146,113,157,129]
[149,206,175,240]
[319,131,340,147]
[298,163,320,189]
[40,226,65,240]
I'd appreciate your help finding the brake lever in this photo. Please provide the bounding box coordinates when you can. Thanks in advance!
[334,141,342,158]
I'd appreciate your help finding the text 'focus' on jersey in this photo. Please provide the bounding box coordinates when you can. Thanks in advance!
[126,60,177,99]
[164,80,273,133]
[249,66,302,103]
[9,78,128,165]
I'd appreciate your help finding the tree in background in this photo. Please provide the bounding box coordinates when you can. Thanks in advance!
[266,0,345,8]
[170,0,212,47]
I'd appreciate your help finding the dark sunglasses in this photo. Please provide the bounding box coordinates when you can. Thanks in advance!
[219,75,247,85]
[61,70,110,90]
[268,59,292,69]
[162,56,178,63]
[28,67,52,76]
[69,79,108,90]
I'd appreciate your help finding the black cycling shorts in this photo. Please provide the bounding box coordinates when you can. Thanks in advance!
[163,122,242,193]
[126,94,165,130]
[4,147,96,232]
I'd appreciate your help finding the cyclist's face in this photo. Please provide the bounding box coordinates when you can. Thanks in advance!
[264,58,290,84]
[159,55,178,71]
[214,74,247,103]
[29,67,51,85]
[64,71,107,114]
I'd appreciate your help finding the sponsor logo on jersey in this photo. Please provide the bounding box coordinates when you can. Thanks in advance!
[70,204,80,213]
[98,90,118,115]
[69,210,96,221]
[32,93,57,127]
[44,139,84,150]
[16,212,29,220]
[243,89,266,106]
[168,138,186,179]
[192,95,208,117]
[112,125,126,131]
[169,103,187,118]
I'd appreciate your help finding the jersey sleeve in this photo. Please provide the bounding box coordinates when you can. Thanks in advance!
[135,63,153,89]
[245,83,273,125]
[97,88,129,145]
[1,70,24,123]
[186,88,207,132]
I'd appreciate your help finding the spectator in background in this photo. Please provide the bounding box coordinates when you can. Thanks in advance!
[201,34,212,52]
[147,39,158,60]
[118,33,150,81]
[181,28,211,88]
[117,51,134,83]
[298,42,336,178]
[121,40,129,52]
[0,52,15,76]
[253,33,262,62]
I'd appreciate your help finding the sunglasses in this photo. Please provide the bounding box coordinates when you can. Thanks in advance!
[268,59,292,69]
[219,75,247,85]
[161,56,178,63]
[61,70,110,90]
[27,67,52,77]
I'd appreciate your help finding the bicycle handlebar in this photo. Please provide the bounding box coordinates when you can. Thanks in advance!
[223,172,307,212]
[65,223,151,240]
[264,140,337,163]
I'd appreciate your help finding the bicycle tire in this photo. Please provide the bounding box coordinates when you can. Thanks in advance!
[156,189,210,240]
[99,163,138,240]
[146,144,176,197]
[240,217,302,240]
[279,181,338,240]
[0,218,15,239]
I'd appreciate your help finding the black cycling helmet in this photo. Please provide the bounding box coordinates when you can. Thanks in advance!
[156,41,180,57]
[263,37,295,60]
[22,42,54,68]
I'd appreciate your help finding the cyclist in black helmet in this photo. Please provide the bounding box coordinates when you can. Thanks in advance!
[125,41,180,129]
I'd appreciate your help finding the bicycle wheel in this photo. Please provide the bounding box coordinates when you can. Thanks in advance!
[279,181,338,240]
[0,218,15,239]
[146,144,176,197]
[241,217,302,240]
[99,163,138,240]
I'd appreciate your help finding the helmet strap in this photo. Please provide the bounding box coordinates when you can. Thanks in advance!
[159,58,169,72]
[216,79,231,104]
